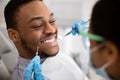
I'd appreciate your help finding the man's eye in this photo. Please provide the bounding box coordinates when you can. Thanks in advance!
[49,20,56,25]
[33,24,43,28]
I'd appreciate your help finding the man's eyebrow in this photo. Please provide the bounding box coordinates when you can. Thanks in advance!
[28,16,43,23]
[28,13,54,23]
[50,13,54,17]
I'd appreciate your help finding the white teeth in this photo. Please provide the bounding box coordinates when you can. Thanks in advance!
[43,38,55,43]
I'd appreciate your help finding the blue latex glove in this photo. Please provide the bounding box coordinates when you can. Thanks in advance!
[64,20,89,37]
[70,20,105,41]
[71,20,88,36]
[24,55,44,80]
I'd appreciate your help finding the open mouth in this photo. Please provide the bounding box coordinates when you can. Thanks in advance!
[42,38,55,43]
[40,37,58,47]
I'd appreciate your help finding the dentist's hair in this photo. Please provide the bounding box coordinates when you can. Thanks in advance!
[4,0,43,30]
[90,0,120,48]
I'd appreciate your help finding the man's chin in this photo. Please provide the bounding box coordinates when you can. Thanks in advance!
[47,50,59,57]
[39,49,59,58]
[49,52,58,57]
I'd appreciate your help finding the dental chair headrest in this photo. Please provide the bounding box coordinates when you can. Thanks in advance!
[0,32,13,56]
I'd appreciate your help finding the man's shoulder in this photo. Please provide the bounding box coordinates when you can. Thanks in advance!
[42,51,89,80]
[43,51,80,69]
[56,51,76,62]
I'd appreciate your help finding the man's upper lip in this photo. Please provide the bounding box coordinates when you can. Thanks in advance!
[40,35,56,42]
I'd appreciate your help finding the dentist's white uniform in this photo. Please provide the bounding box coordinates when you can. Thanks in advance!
[12,51,89,80]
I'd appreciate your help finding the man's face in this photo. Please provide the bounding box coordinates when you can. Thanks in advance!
[14,1,59,58]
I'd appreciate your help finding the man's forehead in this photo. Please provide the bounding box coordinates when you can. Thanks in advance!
[28,13,54,23]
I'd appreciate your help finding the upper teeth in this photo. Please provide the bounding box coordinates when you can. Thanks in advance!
[43,38,55,43]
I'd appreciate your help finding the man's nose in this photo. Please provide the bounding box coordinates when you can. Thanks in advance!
[43,23,56,34]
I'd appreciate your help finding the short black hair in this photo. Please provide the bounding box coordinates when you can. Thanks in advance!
[90,0,120,49]
[4,0,43,29]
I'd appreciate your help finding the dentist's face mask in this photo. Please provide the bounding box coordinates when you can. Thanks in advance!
[89,42,111,80]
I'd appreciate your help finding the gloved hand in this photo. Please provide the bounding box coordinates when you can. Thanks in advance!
[23,55,44,80]
[71,20,89,36]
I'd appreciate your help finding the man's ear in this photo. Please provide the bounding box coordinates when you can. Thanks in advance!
[105,41,119,64]
[7,28,19,42]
